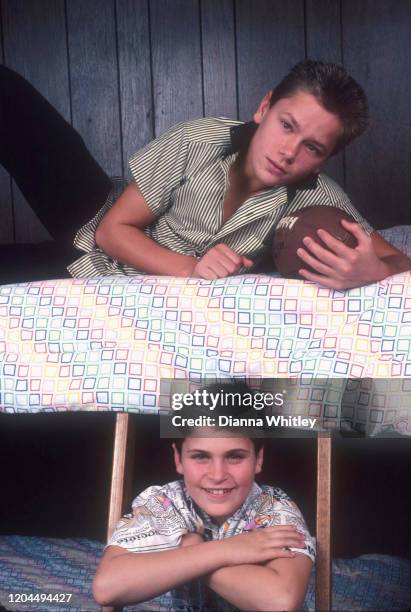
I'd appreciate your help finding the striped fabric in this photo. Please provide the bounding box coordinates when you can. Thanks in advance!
[67,118,372,278]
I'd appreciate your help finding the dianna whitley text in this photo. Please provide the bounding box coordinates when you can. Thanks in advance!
[172,415,318,430]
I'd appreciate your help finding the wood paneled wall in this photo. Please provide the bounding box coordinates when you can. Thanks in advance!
[0,0,410,244]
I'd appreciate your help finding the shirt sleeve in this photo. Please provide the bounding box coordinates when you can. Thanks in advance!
[107,484,203,553]
[129,122,189,216]
[319,174,373,234]
[333,197,373,235]
[248,488,316,563]
[291,174,374,235]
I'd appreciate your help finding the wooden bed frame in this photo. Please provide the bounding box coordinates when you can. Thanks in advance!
[106,414,333,612]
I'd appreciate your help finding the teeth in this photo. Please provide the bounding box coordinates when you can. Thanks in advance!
[206,489,231,495]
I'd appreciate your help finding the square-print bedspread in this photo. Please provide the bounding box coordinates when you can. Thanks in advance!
[1,227,410,435]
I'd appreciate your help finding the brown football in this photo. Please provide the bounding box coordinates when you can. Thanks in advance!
[272,205,358,278]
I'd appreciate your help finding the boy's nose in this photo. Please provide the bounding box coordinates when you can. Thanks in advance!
[279,136,299,163]
[208,461,227,482]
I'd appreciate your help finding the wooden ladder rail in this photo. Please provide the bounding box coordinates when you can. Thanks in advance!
[103,413,135,612]
[316,432,332,612]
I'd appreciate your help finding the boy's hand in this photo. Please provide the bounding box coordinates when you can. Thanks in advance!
[192,244,253,279]
[297,220,388,289]
[222,525,306,566]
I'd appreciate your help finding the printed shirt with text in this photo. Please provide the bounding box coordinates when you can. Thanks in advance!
[108,480,316,611]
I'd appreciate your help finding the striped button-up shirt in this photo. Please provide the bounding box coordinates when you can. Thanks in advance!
[68,117,372,278]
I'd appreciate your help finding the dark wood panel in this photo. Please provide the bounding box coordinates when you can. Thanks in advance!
[305,0,341,62]
[342,0,411,228]
[67,0,122,176]
[116,0,153,178]
[305,0,344,186]
[2,0,69,243]
[236,0,305,121]
[0,0,409,244]
[0,4,13,243]
[201,0,237,119]
[0,151,13,243]
[150,0,203,136]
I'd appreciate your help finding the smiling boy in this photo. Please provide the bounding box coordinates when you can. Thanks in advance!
[71,60,410,288]
[93,386,315,611]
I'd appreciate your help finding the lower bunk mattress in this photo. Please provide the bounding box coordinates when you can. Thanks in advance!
[0,535,410,611]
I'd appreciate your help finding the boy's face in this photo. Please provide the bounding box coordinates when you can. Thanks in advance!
[243,89,343,192]
[173,435,263,525]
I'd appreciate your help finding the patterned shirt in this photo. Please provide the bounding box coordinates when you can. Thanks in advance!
[68,117,372,278]
[108,479,315,610]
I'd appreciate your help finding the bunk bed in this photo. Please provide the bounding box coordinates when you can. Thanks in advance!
[1,226,410,611]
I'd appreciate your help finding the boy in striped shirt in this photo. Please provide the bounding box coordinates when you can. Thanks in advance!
[1,61,409,287]
[78,61,411,287]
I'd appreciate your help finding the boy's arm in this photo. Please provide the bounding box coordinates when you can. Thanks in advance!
[93,542,227,607]
[93,526,302,607]
[95,181,251,278]
[95,181,197,276]
[206,554,312,612]
[370,230,411,274]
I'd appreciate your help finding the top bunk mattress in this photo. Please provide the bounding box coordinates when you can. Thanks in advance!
[1,227,410,435]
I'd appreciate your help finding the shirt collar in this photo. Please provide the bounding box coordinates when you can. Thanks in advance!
[229,121,258,153]
[229,120,319,200]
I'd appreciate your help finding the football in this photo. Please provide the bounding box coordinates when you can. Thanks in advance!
[272,205,358,278]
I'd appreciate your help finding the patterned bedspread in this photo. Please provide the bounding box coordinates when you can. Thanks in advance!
[0,536,410,612]
[1,227,410,435]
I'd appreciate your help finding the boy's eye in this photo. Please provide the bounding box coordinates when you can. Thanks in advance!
[281,119,292,131]
[305,143,319,155]
[226,453,246,463]
[190,453,209,462]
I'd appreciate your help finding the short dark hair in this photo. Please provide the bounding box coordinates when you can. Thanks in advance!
[270,60,369,154]
[172,382,266,455]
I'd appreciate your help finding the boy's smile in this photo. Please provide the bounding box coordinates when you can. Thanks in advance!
[240,90,343,193]
[173,436,263,525]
